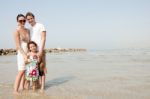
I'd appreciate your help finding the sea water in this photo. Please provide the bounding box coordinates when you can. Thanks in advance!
[0,49,150,99]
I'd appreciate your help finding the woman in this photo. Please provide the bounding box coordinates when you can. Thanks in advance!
[14,14,30,94]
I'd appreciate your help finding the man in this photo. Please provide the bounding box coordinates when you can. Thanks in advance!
[26,12,46,90]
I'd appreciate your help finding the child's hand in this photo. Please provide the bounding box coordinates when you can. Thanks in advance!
[27,59,31,63]
[24,59,28,64]
[23,55,28,62]
[25,59,31,64]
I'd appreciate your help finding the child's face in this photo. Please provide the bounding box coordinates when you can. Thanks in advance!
[29,43,37,52]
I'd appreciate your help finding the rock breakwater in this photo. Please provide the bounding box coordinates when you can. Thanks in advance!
[0,48,86,56]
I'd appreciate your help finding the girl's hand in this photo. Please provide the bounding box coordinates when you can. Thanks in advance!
[27,59,31,63]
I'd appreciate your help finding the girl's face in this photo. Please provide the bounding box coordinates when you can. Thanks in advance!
[29,43,37,52]
[17,16,26,26]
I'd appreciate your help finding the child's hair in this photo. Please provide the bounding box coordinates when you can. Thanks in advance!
[27,41,38,52]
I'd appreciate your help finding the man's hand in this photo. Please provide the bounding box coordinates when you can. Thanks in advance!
[38,51,43,57]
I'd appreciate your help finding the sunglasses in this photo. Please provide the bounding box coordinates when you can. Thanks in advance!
[18,20,26,23]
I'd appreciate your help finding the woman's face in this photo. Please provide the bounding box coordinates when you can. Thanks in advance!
[17,16,26,26]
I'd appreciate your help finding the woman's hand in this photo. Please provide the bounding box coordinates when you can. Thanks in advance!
[23,54,28,63]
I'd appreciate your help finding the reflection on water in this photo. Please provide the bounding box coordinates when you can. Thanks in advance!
[0,49,150,99]
[45,76,74,90]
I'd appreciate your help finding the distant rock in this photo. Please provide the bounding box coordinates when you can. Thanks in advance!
[0,48,86,56]
[0,49,16,55]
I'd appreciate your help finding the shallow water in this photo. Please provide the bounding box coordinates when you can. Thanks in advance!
[0,49,150,99]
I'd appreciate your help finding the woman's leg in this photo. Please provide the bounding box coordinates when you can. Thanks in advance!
[19,73,25,90]
[14,70,24,93]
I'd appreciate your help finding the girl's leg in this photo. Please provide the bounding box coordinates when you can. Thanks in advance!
[24,80,30,90]
[14,70,24,94]
[32,81,36,91]
[36,79,41,89]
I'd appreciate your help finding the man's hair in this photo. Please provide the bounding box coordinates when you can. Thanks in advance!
[26,12,35,18]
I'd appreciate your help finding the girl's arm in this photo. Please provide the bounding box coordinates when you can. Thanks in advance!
[25,53,31,64]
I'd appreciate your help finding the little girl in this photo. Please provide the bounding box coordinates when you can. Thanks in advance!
[25,41,40,91]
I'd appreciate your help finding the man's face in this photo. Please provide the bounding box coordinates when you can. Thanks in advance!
[26,16,35,26]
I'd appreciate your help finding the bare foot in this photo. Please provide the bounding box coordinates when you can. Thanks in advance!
[13,91,19,95]
[39,89,44,93]
[19,88,24,92]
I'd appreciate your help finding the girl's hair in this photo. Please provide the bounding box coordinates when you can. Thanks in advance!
[25,12,35,18]
[16,14,25,21]
[27,41,37,51]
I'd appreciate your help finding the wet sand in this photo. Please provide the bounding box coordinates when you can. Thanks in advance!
[0,49,150,99]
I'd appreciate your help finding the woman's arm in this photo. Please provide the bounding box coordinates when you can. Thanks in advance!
[14,30,27,60]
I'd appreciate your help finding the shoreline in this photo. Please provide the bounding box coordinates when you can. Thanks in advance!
[0,48,87,56]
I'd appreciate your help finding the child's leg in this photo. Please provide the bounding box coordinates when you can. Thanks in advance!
[24,80,30,90]
[36,79,41,89]
[32,81,36,91]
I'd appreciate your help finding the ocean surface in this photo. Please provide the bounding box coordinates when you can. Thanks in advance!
[0,49,150,99]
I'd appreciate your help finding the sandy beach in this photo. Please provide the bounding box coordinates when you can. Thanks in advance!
[0,49,150,99]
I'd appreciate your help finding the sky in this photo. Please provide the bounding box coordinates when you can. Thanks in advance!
[0,0,150,50]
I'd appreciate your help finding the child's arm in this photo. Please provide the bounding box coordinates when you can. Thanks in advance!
[25,53,31,64]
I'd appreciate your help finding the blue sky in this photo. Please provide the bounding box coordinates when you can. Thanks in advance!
[0,0,150,49]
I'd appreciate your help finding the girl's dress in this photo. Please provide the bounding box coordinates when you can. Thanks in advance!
[25,55,39,81]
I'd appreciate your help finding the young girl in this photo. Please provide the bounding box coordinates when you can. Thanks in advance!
[25,41,40,91]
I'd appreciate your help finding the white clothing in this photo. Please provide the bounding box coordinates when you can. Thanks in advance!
[17,41,28,71]
[29,23,46,51]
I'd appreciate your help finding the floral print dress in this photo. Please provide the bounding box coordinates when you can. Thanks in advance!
[25,55,39,81]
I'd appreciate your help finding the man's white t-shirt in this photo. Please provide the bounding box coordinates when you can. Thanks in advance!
[29,23,46,51]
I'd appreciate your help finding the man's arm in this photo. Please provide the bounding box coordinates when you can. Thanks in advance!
[39,31,46,54]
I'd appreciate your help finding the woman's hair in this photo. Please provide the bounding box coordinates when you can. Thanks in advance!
[16,14,25,21]
[25,12,35,18]
[27,41,37,51]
